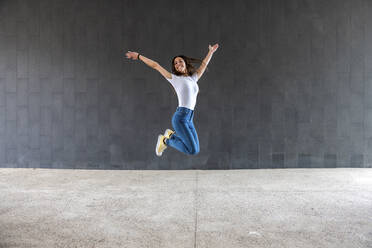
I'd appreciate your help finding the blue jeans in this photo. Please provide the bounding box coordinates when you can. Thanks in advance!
[165,107,200,155]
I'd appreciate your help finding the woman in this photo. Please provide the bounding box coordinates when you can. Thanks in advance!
[125,43,219,156]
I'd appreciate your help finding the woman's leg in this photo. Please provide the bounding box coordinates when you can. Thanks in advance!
[188,111,199,151]
[188,119,200,154]
[166,114,199,155]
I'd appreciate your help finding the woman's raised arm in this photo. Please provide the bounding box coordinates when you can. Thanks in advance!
[196,43,219,79]
[126,51,171,79]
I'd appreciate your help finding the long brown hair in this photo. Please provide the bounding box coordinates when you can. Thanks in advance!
[171,55,205,76]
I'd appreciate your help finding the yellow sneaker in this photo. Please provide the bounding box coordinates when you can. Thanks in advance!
[156,134,167,157]
[164,129,175,139]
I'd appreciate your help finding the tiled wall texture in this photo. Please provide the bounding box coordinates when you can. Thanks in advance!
[0,0,372,169]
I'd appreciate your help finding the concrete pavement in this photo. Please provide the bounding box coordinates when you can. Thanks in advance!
[0,168,371,248]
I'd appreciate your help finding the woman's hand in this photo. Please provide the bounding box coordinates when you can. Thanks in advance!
[126,51,139,60]
[208,43,219,53]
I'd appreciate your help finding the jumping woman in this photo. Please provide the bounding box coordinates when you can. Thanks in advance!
[125,43,219,156]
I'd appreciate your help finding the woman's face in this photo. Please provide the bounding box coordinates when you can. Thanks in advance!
[174,57,187,74]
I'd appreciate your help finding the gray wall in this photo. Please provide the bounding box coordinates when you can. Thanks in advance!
[0,0,371,169]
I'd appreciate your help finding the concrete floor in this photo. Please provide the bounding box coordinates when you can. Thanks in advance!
[0,169,371,248]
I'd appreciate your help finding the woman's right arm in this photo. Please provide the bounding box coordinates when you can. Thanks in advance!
[126,51,172,79]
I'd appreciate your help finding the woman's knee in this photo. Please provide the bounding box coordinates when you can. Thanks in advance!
[189,145,200,155]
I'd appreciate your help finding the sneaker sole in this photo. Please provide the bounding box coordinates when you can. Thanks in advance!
[155,135,164,157]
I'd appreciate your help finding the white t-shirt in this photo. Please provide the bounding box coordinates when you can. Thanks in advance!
[166,73,199,110]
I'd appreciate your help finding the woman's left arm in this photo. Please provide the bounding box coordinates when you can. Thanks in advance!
[196,43,219,79]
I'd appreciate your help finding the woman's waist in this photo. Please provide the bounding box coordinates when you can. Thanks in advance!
[176,106,194,113]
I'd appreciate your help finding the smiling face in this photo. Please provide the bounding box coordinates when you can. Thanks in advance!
[173,57,187,74]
